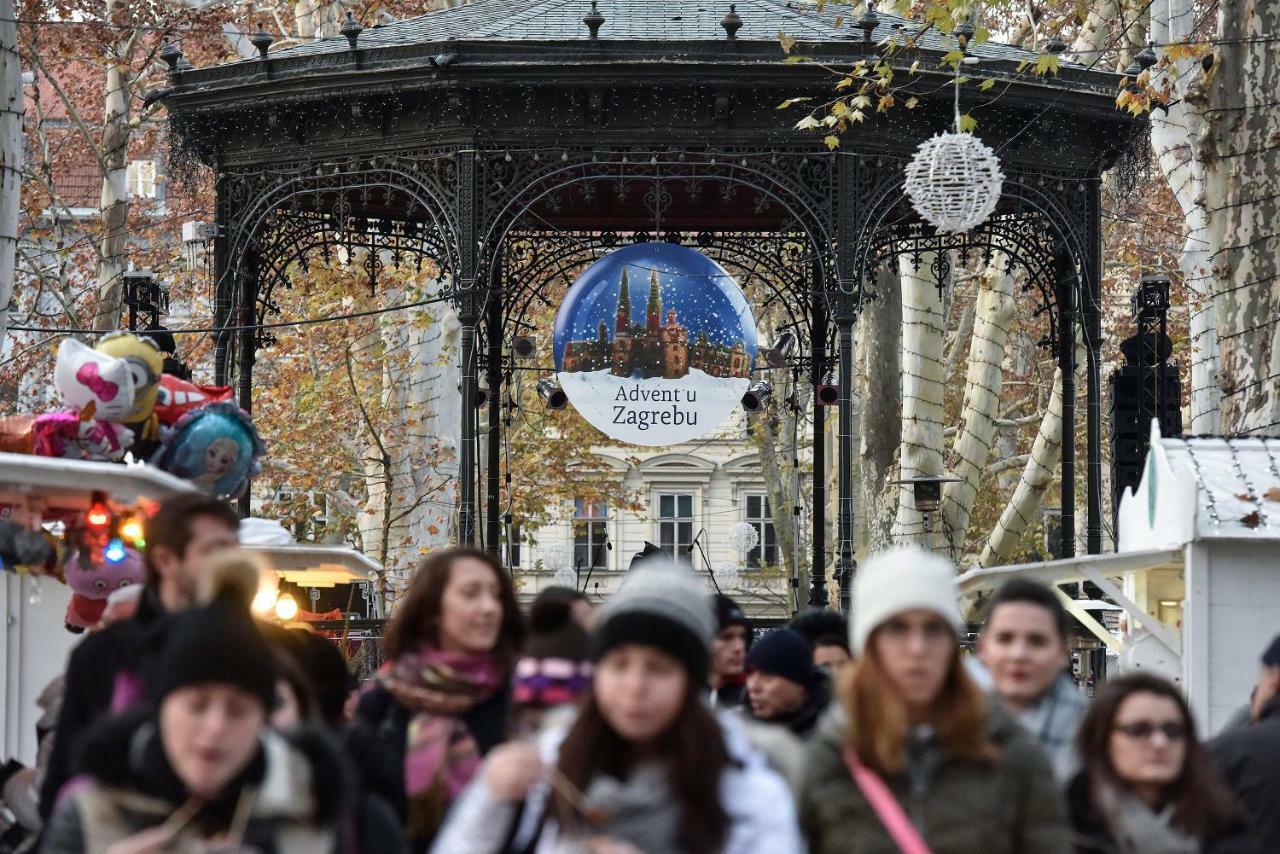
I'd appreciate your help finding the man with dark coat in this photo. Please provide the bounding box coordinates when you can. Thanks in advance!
[38,493,240,821]
[1211,634,1280,853]
[744,628,830,738]
[709,593,750,709]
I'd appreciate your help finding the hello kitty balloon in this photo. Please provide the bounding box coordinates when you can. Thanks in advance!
[53,339,136,422]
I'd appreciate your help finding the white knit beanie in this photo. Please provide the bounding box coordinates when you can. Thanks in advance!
[849,546,964,655]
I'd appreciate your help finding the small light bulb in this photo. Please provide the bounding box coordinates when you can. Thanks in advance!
[87,503,110,528]
[120,518,144,544]
[274,594,299,621]
[104,538,127,563]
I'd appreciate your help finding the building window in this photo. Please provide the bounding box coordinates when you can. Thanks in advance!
[657,493,695,557]
[573,499,608,570]
[127,160,157,199]
[745,494,778,568]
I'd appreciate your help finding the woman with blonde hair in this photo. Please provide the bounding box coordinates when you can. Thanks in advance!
[800,546,1071,854]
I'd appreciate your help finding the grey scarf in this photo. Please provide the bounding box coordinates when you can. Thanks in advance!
[1097,780,1199,854]
[581,763,684,853]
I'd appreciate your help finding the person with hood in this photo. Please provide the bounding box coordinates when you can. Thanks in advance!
[1210,634,1280,853]
[431,559,803,854]
[709,594,750,710]
[39,493,241,822]
[978,578,1089,783]
[40,552,350,853]
[352,547,524,851]
[744,628,830,738]
[800,546,1071,854]
[1068,673,1253,854]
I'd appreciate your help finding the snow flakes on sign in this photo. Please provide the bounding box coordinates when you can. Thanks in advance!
[904,132,1005,235]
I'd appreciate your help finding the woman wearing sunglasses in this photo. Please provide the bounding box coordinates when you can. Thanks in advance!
[1068,673,1253,854]
[432,559,802,854]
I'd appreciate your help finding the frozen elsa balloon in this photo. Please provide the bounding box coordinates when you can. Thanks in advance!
[154,402,265,499]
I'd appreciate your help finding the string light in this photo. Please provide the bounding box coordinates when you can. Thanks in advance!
[104,538,127,563]
[86,495,111,529]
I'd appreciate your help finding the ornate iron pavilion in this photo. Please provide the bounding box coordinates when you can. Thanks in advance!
[161,0,1143,603]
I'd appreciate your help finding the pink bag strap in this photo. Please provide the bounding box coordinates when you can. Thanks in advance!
[842,748,933,854]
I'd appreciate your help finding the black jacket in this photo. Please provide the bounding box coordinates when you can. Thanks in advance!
[1211,696,1280,854]
[38,587,167,821]
[1065,772,1255,854]
[349,682,507,850]
[40,709,362,854]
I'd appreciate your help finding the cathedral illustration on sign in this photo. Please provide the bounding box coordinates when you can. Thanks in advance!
[561,267,752,380]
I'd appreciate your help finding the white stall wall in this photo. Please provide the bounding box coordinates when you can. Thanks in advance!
[1184,540,1280,736]
[1,575,78,765]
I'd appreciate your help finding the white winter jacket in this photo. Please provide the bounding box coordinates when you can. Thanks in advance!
[431,711,804,854]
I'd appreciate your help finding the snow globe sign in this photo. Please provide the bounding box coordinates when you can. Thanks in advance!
[553,243,758,446]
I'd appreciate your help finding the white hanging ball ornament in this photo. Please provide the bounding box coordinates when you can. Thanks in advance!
[552,566,578,589]
[903,131,1005,235]
[728,522,760,555]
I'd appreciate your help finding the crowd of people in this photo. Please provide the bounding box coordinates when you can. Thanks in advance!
[0,491,1276,853]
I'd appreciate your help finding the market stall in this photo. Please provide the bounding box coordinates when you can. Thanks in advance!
[0,453,194,765]
[956,422,1280,735]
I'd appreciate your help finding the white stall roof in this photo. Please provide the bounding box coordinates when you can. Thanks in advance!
[0,451,194,512]
[1117,422,1280,550]
[245,543,380,587]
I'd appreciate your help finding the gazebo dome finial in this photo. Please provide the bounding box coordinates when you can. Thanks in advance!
[721,4,743,40]
[584,1,605,40]
[341,10,364,50]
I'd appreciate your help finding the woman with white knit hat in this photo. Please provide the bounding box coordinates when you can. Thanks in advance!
[432,558,803,854]
[799,546,1071,854]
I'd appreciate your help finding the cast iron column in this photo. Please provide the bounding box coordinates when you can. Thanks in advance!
[836,313,855,609]
[1056,246,1076,558]
[1084,184,1104,554]
[808,261,827,608]
[235,249,258,517]
[485,274,503,558]
[456,149,479,546]
[212,177,232,386]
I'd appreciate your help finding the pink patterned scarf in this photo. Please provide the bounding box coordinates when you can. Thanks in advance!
[378,645,503,838]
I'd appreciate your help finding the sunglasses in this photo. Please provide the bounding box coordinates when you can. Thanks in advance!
[1114,720,1188,741]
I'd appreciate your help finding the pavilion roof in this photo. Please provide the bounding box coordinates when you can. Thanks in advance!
[258,0,1080,69]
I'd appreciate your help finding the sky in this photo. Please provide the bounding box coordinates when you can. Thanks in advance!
[552,243,759,367]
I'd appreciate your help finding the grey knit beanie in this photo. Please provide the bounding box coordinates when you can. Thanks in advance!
[592,559,716,684]
[850,545,963,656]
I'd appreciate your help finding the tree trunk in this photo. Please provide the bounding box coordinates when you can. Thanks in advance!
[856,266,902,553]
[1203,0,1280,435]
[942,257,1014,558]
[891,253,946,547]
[0,0,21,346]
[980,366,1064,566]
[1150,0,1219,433]
[92,29,130,332]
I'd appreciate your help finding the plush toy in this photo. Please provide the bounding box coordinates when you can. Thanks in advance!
[63,547,144,631]
[53,339,136,422]
[154,402,265,499]
[154,375,234,426]
[32,410,134,461]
